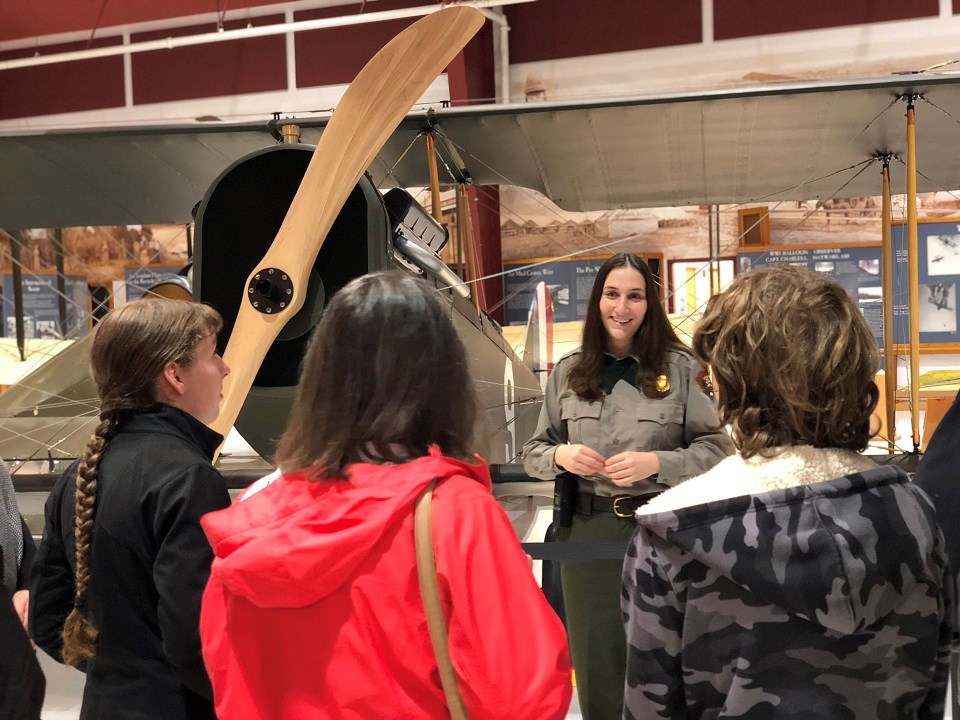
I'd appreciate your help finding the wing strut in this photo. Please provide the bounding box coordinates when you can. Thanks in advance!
[880,157,896,452]
[905,96,921,452]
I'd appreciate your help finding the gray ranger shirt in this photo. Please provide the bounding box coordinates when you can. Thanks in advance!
[522,348,733,497]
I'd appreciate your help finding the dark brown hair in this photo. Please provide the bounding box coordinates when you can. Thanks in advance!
[61,298,222,668]
[568,253,685,400]
[692,265,879,458]
[275,271,478,479]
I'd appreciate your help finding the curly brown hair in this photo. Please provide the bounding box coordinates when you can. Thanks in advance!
[692,265,879,458]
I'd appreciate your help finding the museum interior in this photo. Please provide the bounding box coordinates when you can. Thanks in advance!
[4,1,960,718]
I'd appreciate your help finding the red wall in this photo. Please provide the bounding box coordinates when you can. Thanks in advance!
[294,0,433,88]
[1,0,292,43]
[0,38,124,120]
[131,15,286,104]
[715,0,939,40]
[1,0,954,120]
[504,0,703,63]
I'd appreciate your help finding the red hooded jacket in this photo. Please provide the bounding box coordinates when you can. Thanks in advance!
[199,449,572,720]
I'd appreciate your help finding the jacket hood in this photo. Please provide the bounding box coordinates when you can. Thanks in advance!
[636,464,940,635]
[201,448,490,609]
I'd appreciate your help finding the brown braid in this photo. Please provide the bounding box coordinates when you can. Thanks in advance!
[60,413,114,667]
[58,297,222,668]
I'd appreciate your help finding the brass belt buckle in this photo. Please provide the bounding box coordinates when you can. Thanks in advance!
[612,496,634,518]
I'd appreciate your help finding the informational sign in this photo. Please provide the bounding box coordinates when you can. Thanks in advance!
[1,273,90,339]
[503,257,608,325]
[738,245,885,345]
[891,218,960,348]
[117,265,184,304]
[503,255,663,326]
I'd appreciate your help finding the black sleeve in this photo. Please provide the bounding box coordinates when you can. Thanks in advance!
[152,464,230,699]
[915,389,960,574]
[28,463,79,664]
[0,575,45,719]
[17,515,35,591]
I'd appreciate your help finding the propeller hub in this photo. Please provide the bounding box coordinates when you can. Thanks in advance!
[247,268,293,314]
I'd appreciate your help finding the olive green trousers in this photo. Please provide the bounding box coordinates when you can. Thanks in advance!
[558,512,636,720]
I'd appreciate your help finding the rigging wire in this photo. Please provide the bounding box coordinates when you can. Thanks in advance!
[373,82,904,318]
[664,159,880,334]
[380,136,589,305]
[431,128,886,313]
[920,58,960,72]
[416,112,927,456]
[85,0,110,50]
[915,95,960,126]
[5,81,937,463]
[215,0,231,31]
[0,224,199,467]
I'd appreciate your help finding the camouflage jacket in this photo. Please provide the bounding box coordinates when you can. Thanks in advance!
[622,462,954,719]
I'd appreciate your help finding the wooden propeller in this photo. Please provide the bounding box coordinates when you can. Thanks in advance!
[210,6,484,442]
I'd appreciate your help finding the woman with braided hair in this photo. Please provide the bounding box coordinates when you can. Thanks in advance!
[29,297,231,720]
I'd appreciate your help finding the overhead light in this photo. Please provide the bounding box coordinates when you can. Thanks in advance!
[0,0,535,72]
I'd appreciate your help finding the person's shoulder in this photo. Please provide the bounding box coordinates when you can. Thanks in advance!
[436,471,492,498]
[432,472,501,515]
[552,348,583,376]
[665,345,695,365]
[51,459,81,494]
[432,474,508,534]
[556,347,582,365]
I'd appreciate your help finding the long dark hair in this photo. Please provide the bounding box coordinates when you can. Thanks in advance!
[568,254,684,401]
[60,298,222,668]
[275,271,478,478]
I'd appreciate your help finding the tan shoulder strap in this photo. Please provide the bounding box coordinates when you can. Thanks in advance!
[414,480,470,720]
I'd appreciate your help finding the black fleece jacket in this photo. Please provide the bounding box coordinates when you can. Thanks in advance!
[916,389,960,574]
[0,544,44,719]
[29,404,230,720]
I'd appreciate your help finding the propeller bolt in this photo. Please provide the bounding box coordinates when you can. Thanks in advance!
[247,267,294,315]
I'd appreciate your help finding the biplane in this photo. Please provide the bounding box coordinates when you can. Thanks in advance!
[2,5,960,494]
[4,7,960,717]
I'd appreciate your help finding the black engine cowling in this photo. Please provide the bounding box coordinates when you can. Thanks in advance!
[194,144,391,458]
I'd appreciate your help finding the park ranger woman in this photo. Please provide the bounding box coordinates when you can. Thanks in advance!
[523,252,732,720]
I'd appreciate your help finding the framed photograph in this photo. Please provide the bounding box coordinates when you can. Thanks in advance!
[891,218,960,351]
[737,243,885,347]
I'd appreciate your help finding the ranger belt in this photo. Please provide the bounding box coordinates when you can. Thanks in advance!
[575,490,661,519]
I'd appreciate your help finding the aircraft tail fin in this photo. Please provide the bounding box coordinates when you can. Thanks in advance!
[522,281,554,389]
